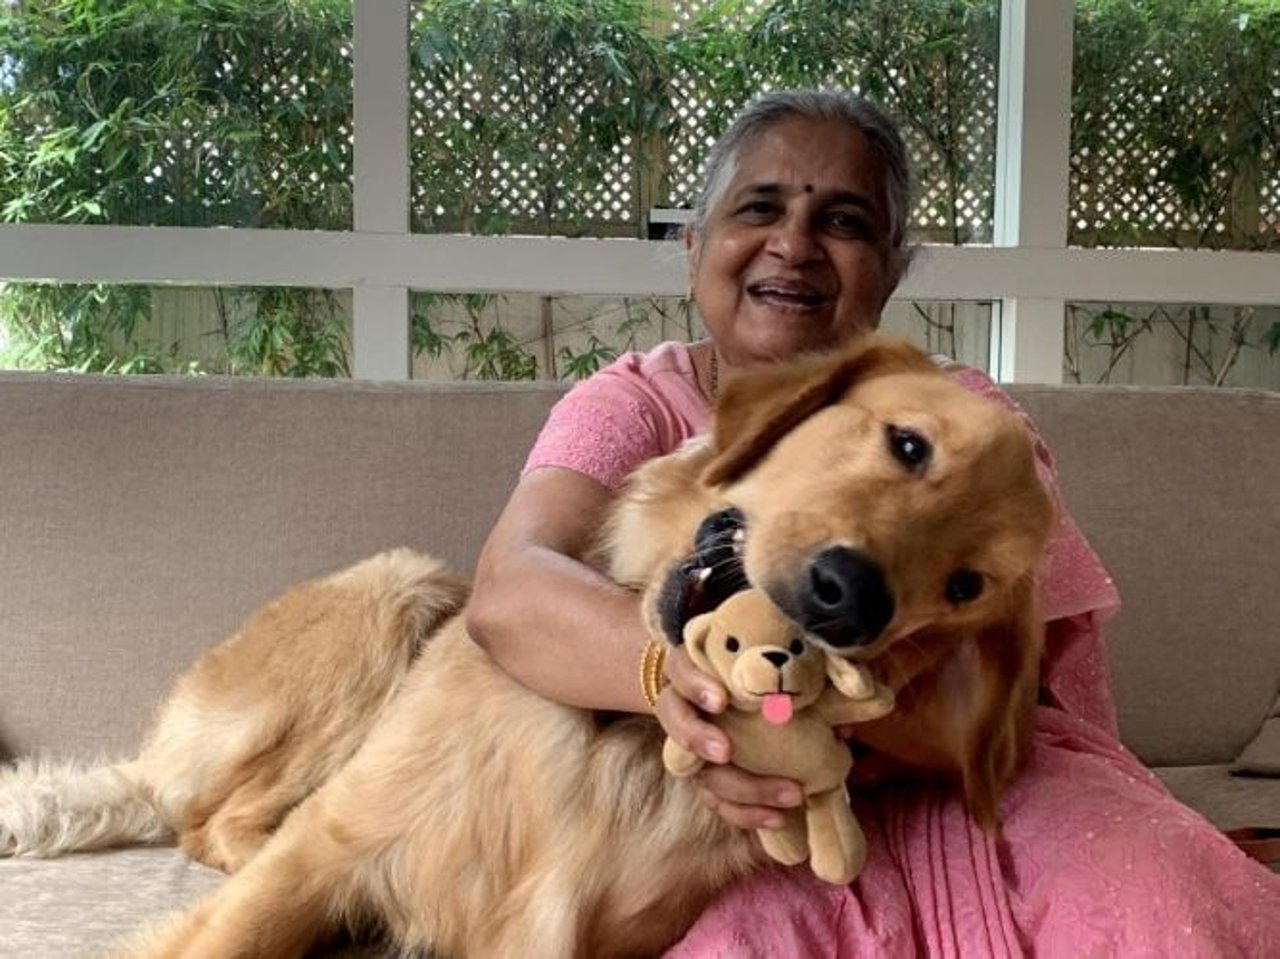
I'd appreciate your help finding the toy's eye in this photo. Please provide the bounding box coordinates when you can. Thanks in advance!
[788,639,805,655]
[945,570,984,604]
[726,636,740,653]
[886,425,931,472]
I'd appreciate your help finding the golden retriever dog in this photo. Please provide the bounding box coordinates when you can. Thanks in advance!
[0,336,1055,958]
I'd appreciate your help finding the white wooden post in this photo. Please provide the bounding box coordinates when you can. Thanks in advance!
[991,0,1074,383]
[352,0,411,380]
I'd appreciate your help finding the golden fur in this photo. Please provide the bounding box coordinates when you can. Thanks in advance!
[0,336,1055,958]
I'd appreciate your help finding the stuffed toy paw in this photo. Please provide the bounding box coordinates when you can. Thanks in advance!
[661,588,894,884]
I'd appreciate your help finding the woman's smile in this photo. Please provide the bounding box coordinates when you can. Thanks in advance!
[745,277,829,312]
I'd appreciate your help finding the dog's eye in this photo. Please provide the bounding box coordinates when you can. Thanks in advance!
[945,570,984,604]
[726,636,740,653]
[788,639,805,656]
[886,425,931,471]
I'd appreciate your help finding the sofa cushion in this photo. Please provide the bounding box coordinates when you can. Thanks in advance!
[1232,694,1280,776]
[0,847,221,954]
[1153,764,1280,833]
[1009,386,1280,769]
[0,374,565,762]
[0,847,391,956]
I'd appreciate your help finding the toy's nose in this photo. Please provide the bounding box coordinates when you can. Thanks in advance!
[762,650,790,668]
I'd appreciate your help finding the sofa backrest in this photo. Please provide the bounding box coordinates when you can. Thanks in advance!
[1,373,1275,771]
[0,374,564,759]
[1010,384,1278,768]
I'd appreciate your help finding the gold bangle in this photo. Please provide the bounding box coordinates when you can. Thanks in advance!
[640,640,669,710]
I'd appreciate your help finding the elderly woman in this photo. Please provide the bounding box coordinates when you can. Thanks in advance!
[467,90,1279,956]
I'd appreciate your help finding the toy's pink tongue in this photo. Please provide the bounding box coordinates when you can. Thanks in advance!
[762,693,793,725]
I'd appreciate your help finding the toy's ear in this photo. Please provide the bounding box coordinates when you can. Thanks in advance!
[702,337,934,488]
[825,652,875,699]
[681,612,717,676]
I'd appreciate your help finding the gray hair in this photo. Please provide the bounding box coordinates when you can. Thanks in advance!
[690,89,913,273]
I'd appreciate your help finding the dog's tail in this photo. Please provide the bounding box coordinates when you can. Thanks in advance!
[0,757,172,857]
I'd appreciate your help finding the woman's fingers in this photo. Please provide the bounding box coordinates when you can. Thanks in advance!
[655,645,804,830]
[655,650,731,764]
[663,643,727,714]
[695,764,803,830]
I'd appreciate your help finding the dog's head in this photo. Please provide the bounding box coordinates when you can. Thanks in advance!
[710,339,1053,657]
[682,588,829,722]
[650,335,1056,827]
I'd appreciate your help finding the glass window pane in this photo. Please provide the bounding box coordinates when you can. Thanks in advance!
[0,283,351,377]
[410,290,992,381]
[881,300,993,373]
[666,1,1000,246]
[0,4,353,229]
[411,292,699,381]
[1071,2,1278,251]
[409,0,1000,244]
[408,2,667,238]
[1065,301,1280,389]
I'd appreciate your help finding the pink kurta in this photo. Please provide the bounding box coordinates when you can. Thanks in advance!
[524,341,1280,957]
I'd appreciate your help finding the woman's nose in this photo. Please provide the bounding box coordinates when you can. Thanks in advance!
[765,214,820,265]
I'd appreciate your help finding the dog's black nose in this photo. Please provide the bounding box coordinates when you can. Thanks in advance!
[762,650,790,668]
[799,547,894,647]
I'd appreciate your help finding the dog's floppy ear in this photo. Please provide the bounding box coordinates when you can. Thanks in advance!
[701,337,935,488]
[909,578,1043,831]
[957,579,1044,830]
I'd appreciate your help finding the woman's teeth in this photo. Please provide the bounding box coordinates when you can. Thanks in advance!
[749,284,822,307]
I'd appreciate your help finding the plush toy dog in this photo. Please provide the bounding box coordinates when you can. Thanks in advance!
[662,588,895,884]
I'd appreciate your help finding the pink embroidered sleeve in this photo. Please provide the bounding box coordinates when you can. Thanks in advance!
[522,380,668,491]
[522,345,710,492]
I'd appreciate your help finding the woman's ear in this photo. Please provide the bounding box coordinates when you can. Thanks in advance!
[683,225,700,294]
[701,337,935,488]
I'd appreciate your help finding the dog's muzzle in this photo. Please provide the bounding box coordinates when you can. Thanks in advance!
[788,546,894,649]
[656,508,749,644]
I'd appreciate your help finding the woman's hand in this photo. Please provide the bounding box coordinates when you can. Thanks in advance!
[655,645,804,830]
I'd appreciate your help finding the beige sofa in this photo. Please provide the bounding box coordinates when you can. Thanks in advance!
[1,371,1276,954]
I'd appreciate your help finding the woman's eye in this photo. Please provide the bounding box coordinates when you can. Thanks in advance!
[945,570,984,605]
[827,210,871,236]
[886,425,931,471]
[735,200,777,221]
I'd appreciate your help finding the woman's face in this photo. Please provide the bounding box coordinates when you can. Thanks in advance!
[688,116,901,367]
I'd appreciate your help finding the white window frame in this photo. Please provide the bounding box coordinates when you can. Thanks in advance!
[0,0,1275,382]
